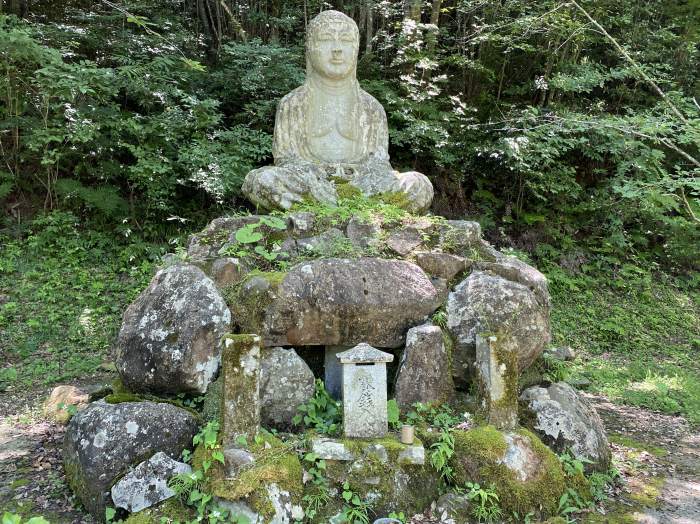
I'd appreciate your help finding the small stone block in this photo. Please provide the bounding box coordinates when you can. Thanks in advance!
[311,438,356,461]
[224,448,255,477]
[324,345,348,400]
[398,445,425,465]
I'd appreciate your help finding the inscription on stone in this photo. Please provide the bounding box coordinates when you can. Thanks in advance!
[337,343,393,438]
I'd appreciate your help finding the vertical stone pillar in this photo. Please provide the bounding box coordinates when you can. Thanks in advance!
[221,334,261,447]
[324,345,349,400]
[337,343,394,438]
[475,334,518,431]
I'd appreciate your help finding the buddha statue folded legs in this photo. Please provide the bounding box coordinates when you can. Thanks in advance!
[241,10,434,214]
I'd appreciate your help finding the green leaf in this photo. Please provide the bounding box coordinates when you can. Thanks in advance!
[27,518,50,524]
[105,507,117,523]
[212,451,225,464]
[3,513,22,524]
[259,216,287,230]
[235,224,263,244]
[387,399,400,428]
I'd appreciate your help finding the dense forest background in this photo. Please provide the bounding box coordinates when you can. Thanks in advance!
[1,1,699,422]
[1,0,698,268]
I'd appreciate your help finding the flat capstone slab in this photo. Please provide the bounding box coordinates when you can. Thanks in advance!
[310,437,425,466]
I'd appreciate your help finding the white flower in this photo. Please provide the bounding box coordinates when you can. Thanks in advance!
[535,75,549,91]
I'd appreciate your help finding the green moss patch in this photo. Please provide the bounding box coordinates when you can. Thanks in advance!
[225,270,287,332]
[194,433,302,520]
[451,426,568,517]
[608,434,668,457]
[123,498,194,524]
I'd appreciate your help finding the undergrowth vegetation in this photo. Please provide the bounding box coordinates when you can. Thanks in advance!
[546,264,700,424]
[0,212,164,391]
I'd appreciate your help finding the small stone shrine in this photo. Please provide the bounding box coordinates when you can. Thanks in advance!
[337,343,393,438]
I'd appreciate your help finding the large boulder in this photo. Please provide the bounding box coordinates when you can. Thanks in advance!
[447,271,550,388]
[116,264,231,394]
[520,382,611,472]
[475,255,550,307]
[63,401,199,520]
[111,452,191,513]
[260,347,315,431]
[450,426,567,517]
[394,324,454,411]
[260,258,440,348]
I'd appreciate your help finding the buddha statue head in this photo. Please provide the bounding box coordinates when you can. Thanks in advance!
[306,10,360,84]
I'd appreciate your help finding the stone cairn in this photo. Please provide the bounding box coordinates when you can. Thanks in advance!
[59,9,611,524]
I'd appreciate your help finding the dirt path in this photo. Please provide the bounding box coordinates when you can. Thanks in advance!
[585,394,700,524]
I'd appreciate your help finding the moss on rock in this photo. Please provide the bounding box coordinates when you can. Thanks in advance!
[451,426,568,517]
[123,498,194,524]
[225,271,287,333]
[193,433,302,521]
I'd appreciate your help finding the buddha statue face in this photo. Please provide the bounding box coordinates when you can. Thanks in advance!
[306,11,359,82]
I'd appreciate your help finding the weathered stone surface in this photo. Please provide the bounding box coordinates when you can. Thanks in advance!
[240,10,434,214]
[210,257,247,289]
[439,220,481,253]
[475,255,550,307]
[324,345,348,400]
[111,452,191,513]
[219,483,304,524]
[436,492,471,524]
[44,385,88,424]
[394,171,434,214]
[316,436,439,518]
[263,258,439,348]
[398,445,425,465]
[544,346,576,362]
[187,216,263,260]
[223,448,255,477]
[243,165,339,211]
[346,216,381,250]
[447,271,550,388]
[450,426,566,516]
[221,335,261,447]
[286,211,316,236]
[201,376,222,423]
[414,251,469,281]
[520,382,611,472]
[394,324,454,411]
[281,228,346,258]
[475,334,518,431]
[63,401,198,519]
[338,343,393,438]
[260,347,315,431]
[311,438,356,461]
[386,227,423,256]
[116,264,231,395]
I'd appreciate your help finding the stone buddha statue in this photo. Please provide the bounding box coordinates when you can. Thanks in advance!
[242,10,434,214]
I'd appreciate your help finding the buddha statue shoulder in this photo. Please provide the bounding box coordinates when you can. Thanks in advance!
[242,10,433,213]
